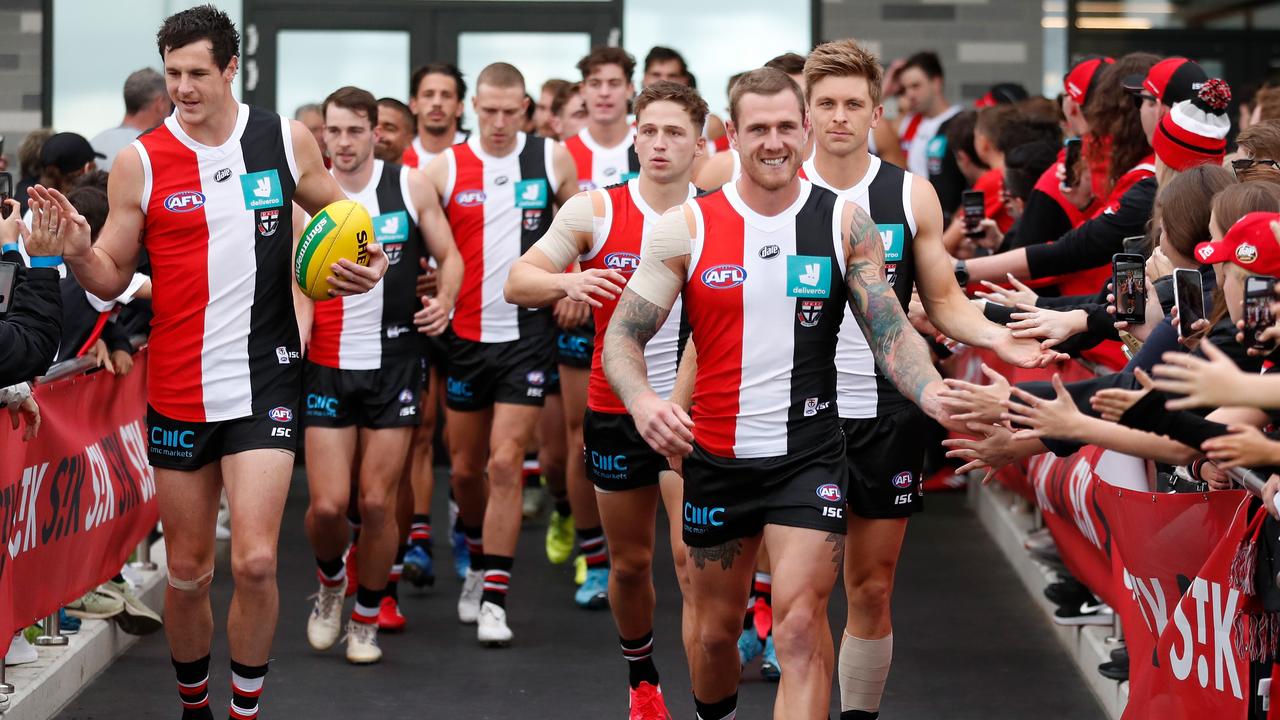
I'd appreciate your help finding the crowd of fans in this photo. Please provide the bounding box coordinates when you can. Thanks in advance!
[8,26,1280,714]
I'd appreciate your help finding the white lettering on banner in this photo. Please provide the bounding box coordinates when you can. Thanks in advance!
[120,420,155,502]
[9,463,47,558]
[1067,457,1103,550]
[1124,569,1170,636]
[1169,577,1242,699]
[84,443,115,532]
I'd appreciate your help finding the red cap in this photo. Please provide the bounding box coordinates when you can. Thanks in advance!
[1194,212,1280,275]
[1063,56,1113,106]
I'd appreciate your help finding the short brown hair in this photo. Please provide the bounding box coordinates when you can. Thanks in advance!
[551,82,582,116]
[476,62,525,90]
[804,40,883,107]
[729,68,805,126]
[975,104,1020,142]
[577,47,635,82]
[541,78,570,97]
[634,81,709,134]
[323,86,378,126]
[765,52,806,77]
[1238,120,1280,162]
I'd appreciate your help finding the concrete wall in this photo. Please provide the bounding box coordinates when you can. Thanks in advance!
[0,0,44,173]
[821,0,1047,105]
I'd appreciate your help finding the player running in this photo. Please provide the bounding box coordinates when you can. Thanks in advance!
[505,80,705,719]
[299,86,460,664]
[554,46,646,606]
[798,40,1061,719]
[604,67,949,720]
[421,61,577,646]
[27,7,387,718]
[403,63,470,170]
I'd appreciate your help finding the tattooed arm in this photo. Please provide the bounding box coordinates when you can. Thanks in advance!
[842,200,950,425]
[603,205,696,456]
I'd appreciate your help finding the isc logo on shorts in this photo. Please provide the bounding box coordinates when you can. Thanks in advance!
[892,471,913,489]
[455,189,486,207]
[604,252,641,274]
[269,406,293,423]
[816,483,842,502]
[701,264,747,290]
[164,191,205,213]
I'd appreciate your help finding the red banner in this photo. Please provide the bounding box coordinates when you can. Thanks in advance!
[1100,486,1248,719]
[1111,492,1256,719]
[0,351,156,641]
[1029,445,1121,604]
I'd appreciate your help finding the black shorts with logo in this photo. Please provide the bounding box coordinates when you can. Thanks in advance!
[583,409,669,492]
[842,405,928,519]
[304,356,423,429]
[444,332,553,411]
[147,403,299,471]
[556,321,595,369]
[681,426,848,547]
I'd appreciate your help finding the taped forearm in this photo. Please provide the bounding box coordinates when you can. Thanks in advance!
[531,192,595,270]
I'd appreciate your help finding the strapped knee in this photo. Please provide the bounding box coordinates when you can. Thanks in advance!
[168,568,214,592]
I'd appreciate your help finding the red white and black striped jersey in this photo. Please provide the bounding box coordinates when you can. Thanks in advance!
[579,179,694,414]
[309,160,422,370]
[133,104,301,422]
[801,156,919,418]
[443,132,558,343]
[683,181,847,459]
[564,128,640,191]
[401,131,468,171]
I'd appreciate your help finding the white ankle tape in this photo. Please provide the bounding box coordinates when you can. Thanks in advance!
[839,632,893,712]
[168,568,214,592]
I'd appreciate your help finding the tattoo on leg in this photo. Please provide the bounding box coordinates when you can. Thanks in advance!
[826,532,846,566]
[688,539,744,570]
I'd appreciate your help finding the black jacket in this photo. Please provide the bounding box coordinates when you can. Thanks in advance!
[0,265,62,386]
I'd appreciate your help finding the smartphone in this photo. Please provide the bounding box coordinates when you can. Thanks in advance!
[0,172,10,219]
[0,261,16,314]
[1173,268,1205,339]
[1122,234,1146,255]
[962,190,985,238]
[1063,137,1082,189]
[1112,253,1146,324]
[1244,275,1277,351]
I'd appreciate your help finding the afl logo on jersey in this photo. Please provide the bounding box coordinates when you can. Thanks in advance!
[701,264,747,290]
[269,406,293,423]
[892,471,913,489]
[164,190,206,213]
[455,189,486,207]
[816,484,842,503]
[604,252,641,274]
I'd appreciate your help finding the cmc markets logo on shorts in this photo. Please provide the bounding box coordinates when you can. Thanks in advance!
[815,483,842,503]
[307,394,338,417]
[892,471,913,489]
[558,333,590,356]
[700,264,746,290]
[268,406,293,423]
[151,426,195,449]
[604,252,641,274]
[446,377,473,400]
[164,190,205,213]
[589,451,628,475]
[683,502,725,529]
[454,189,486,207]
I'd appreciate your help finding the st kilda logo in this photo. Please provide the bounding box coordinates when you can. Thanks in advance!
[257,208,280,237]
[797,299,823,328]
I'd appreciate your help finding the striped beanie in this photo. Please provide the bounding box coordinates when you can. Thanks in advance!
[1153,78,1231,171]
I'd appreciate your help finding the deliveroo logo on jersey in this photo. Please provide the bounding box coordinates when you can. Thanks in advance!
[786,255,831,298]
[514,179,548,209]
[877,224,905,262]
[240,169,283,209]
[374,211,410,265]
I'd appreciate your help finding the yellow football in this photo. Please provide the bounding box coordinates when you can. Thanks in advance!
[294,199,374,301]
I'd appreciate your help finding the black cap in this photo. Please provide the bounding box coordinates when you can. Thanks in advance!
[39,133,106,174]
